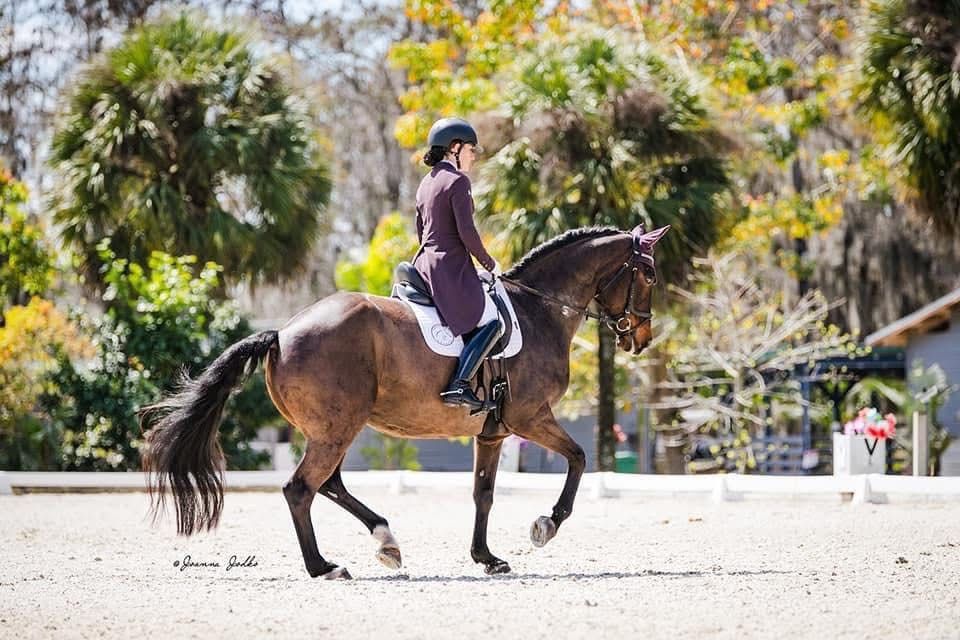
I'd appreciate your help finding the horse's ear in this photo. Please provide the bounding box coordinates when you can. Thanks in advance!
[641,225,671,246]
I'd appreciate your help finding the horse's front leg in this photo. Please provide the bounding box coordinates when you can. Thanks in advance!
[470,434,511,575]
[513,405,586,548]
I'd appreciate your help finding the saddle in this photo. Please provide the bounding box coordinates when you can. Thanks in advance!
[392,261,513,421]
[392,262,514,355]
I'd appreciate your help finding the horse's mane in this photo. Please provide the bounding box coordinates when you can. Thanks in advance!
[504,226,625,278]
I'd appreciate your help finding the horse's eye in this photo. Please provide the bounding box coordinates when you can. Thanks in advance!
[643,268,656,285]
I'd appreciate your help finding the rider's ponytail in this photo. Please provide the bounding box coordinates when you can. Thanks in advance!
[423,145,447,167]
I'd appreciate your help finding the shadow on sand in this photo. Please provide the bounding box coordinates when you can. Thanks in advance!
[357,568,790,583]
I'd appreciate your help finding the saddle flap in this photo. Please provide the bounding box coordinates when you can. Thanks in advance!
[489,287,513,356]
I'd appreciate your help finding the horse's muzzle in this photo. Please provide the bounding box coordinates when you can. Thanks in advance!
[617,333,650,355]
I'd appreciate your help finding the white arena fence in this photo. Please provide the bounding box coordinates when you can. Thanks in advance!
[3,471,960,504]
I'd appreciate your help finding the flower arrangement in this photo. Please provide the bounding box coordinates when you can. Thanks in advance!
[844,408,896,440]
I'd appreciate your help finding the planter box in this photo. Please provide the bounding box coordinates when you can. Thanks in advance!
[833,433,887,475]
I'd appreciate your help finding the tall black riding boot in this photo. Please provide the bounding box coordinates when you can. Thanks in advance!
[441,320,503,408]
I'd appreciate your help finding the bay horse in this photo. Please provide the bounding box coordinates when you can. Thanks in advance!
[142,224,670,579]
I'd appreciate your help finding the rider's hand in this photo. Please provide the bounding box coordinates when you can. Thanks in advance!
[492,260,502,276]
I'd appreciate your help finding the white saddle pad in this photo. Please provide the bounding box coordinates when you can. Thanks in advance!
[397,276,522,359]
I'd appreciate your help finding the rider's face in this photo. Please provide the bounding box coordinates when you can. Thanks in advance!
[450,143,478,172]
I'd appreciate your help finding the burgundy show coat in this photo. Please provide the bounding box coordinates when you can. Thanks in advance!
[413,161,496,337]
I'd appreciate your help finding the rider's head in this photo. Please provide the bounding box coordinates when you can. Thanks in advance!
[423,117,482,172]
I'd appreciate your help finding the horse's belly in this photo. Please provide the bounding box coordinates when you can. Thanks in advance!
[367,401,485,439]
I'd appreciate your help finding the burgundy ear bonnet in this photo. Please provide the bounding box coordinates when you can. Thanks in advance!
[629,224,670,271]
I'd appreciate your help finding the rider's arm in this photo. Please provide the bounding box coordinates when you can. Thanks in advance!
[450,175,496,273]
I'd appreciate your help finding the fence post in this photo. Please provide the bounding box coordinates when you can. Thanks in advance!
[0,471,10,495]
[639,406,651,474]
[913,411,929,476]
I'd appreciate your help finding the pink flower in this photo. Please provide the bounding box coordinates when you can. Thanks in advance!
[845,408,896,439]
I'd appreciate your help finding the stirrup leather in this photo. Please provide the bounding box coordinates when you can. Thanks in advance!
[441,320,502,409]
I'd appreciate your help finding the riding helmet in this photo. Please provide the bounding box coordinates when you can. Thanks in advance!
[427,117,480,150]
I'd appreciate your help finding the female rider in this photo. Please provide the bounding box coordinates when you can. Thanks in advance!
[413,117,504,409]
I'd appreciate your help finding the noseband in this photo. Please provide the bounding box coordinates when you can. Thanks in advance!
[594,251,655,338]
[498,236,655,338]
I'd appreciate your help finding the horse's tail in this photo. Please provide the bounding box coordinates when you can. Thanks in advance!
[140,330,279,536]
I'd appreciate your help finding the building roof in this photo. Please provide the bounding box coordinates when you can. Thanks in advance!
[866,287,960,347]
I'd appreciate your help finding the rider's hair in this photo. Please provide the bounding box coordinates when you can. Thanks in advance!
[423,140,463,167]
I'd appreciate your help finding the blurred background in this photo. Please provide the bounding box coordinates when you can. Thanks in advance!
[2,0,959,476]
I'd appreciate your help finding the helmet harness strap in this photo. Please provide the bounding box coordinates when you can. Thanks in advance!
[452,143,462,170]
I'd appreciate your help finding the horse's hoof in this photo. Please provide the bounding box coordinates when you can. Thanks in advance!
[322,566,352,580]
[376,546,403,570]
[530,515,557,548]
[484,560,511,575]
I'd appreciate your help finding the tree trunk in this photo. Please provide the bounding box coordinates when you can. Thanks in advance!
[597,322,617,471]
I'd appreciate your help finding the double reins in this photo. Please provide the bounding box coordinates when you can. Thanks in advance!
[497,244,655,338]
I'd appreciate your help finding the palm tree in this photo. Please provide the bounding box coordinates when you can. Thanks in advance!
[476,29,733,470]
[49,12,331,287]
[857,0,960,235]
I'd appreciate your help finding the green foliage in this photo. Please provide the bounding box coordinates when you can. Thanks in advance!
[856,0,960,234]
[335,213,419,296]
[49,11,332,286]
[96,240,242,385]
[44,319,157,471]
[360,432,422,471]
[476,29,733,285]
[35,244,274,471]
[716,38,796,93]
[389,0,562,147]
[0,170,54,315]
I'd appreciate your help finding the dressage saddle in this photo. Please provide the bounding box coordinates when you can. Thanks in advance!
[391,262,513,354]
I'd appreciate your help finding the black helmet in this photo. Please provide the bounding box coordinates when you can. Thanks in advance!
[427,117,480,150]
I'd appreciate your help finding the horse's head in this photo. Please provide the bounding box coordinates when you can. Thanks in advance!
[594,224,670,354]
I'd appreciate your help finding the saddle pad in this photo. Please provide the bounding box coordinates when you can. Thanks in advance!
[400,276,522,359]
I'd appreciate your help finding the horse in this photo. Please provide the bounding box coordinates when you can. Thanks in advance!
[141,224,670,579]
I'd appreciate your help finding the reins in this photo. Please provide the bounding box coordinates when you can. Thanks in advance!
[498,246,654,339]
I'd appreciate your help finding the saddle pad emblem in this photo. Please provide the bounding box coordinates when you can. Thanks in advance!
[430,323,455,346]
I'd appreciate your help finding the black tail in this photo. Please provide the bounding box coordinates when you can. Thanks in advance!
[140,330,279,536]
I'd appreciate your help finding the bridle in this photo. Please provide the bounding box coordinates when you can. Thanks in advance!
[498,234,656,339]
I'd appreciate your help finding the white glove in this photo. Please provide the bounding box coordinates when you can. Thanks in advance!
[479,261,499,285]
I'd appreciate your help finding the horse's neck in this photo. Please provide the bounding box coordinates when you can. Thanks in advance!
[515,234,630,339]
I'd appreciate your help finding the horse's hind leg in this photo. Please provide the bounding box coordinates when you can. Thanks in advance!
[511,405,586,549]
[319,463,402,570]
[283,438,353,579]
